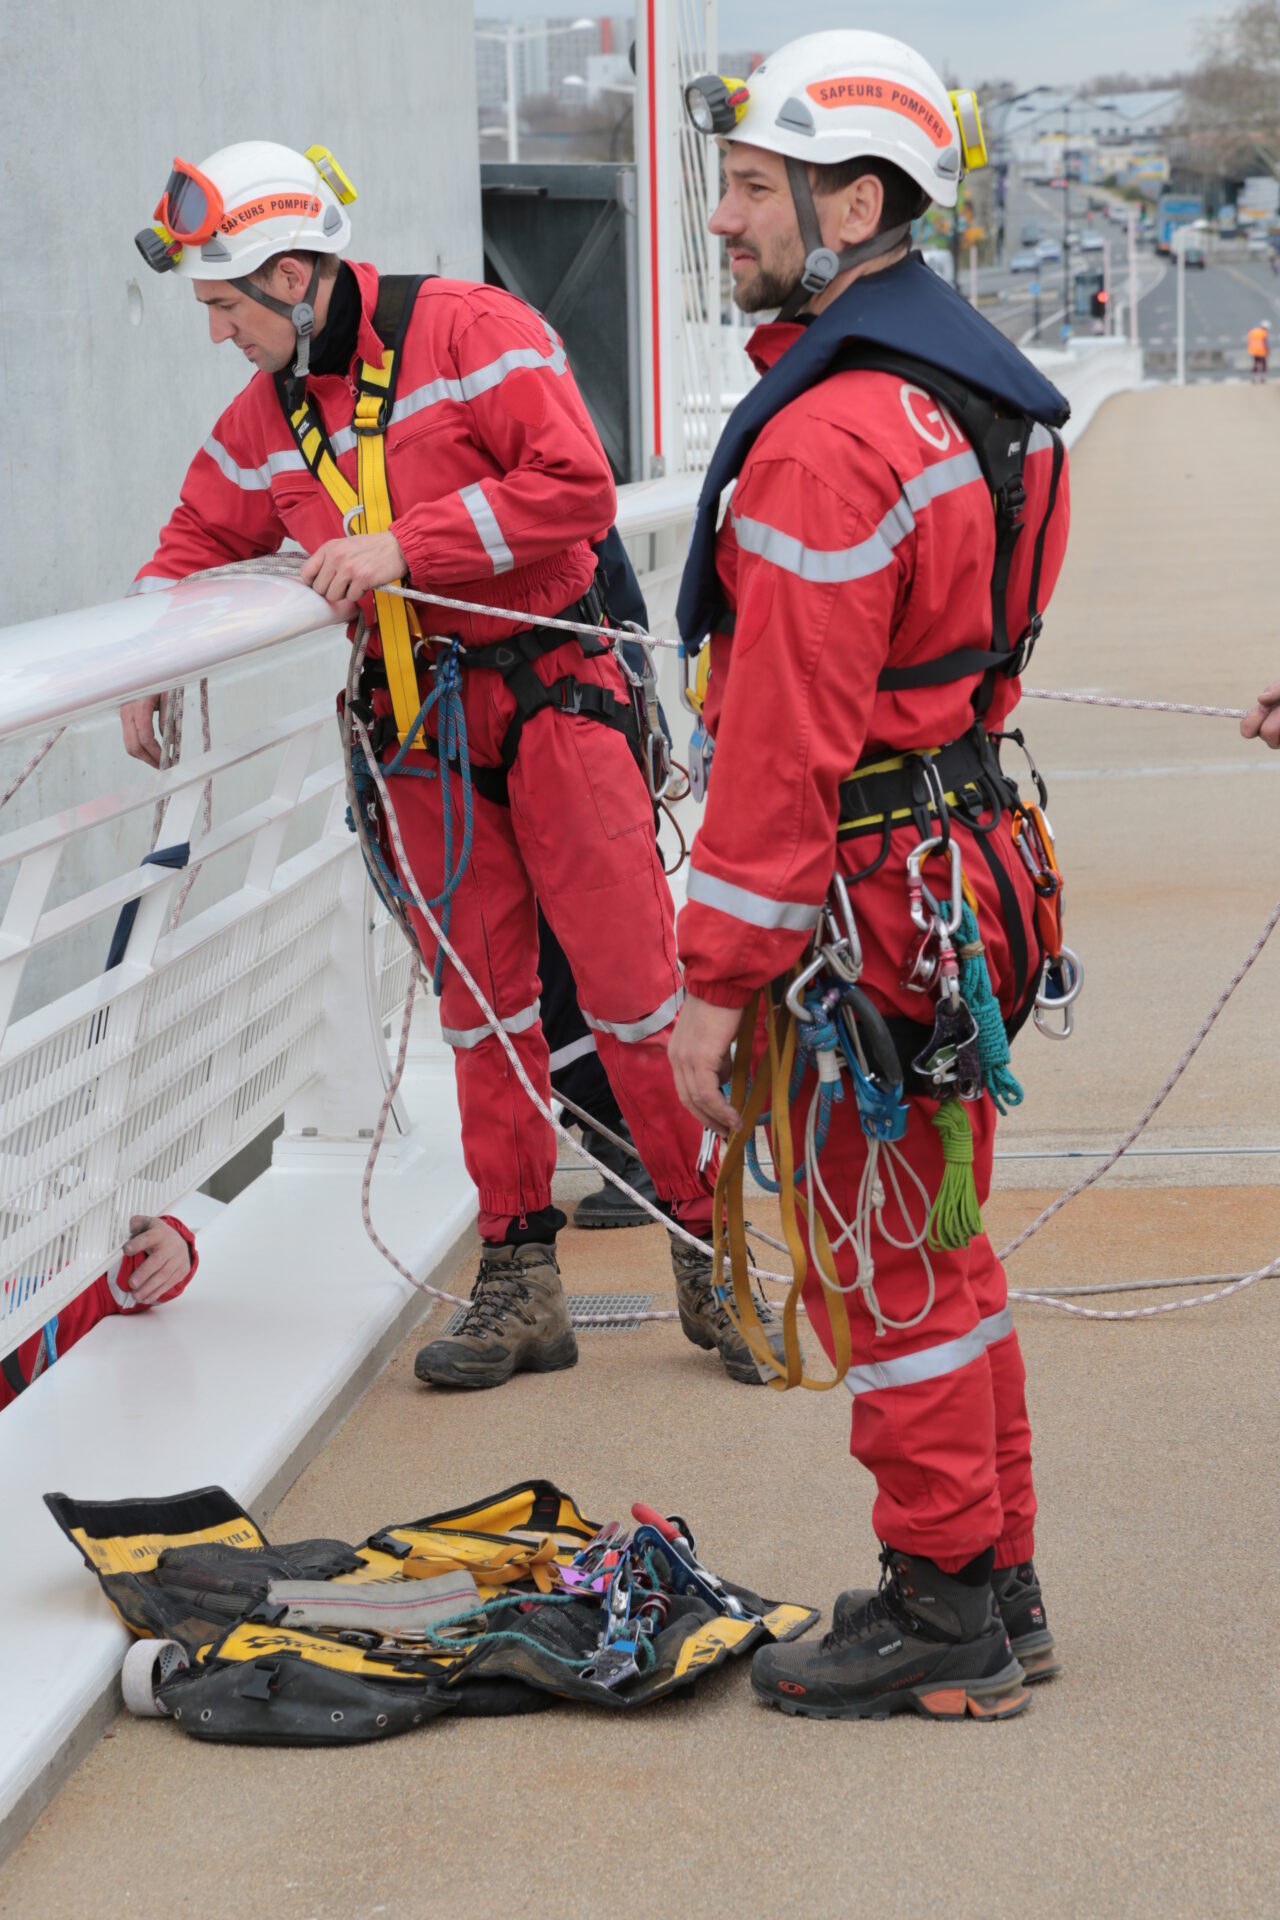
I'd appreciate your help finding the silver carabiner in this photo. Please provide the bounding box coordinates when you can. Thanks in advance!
[906,837,964,935]
[784,951,830,1024]
[1033,946,1083,1040]
[342,502,366,537]
[820,873,864,983]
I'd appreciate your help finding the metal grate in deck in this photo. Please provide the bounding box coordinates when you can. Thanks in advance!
[443,1291,654,1335]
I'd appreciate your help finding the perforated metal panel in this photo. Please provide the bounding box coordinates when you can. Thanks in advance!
[443,1291,654,1334]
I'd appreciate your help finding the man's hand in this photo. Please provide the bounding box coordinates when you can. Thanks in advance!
[122,1216,193,1307]
[121,695,163,767]
[669,993,747,1136]
[300,532,408,622]
[1241,678,1280,749]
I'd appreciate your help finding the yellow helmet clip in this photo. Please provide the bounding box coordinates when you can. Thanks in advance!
[949,91,988,174]
[306,144,358,205]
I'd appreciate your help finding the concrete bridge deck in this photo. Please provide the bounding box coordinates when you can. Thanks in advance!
[7,385,1280,1919]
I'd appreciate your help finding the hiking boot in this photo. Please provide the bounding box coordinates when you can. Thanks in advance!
[991,1560,1060,1681]
[832,1554,1061,1683]
[670,1236,787,1385]
[413,1243,577,1390]
[572,1123,659,1230]
[752,1548,1030,1722]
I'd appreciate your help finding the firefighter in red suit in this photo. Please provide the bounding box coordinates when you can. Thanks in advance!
[669,34,1072,1718]
[125,142,782,1391]
[1,1217,196,1408]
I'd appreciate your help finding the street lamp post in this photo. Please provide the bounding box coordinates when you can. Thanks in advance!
[476,17,595,165]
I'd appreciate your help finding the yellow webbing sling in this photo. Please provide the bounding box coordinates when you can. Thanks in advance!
[712,986,855,1390]
[280,276,426,744]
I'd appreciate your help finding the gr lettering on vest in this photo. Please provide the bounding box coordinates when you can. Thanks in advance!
[806,76,951,149]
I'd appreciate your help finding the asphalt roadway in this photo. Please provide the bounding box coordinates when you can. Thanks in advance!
[6,386,1280,1918]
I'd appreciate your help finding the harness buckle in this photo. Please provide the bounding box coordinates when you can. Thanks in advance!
[559,680,584,716]
[352,396,392,436]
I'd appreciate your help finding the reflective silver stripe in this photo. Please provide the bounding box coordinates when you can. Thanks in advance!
[581,987,683,1044]
[201,435,306,491]
[459,483,514,575]
[127,575,179,596]
[732,446,984,587]
[441,997,540,1051]
[902,447,984,510]
[105,1256,137,1312]
[548,1033,597,1073]
[686,866,822,933]
[327,323,570,456]
[844,1325,987,1398]
[979,1304,1014,1345]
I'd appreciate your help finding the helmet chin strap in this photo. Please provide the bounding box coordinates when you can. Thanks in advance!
[236,257,323,406]
[777,156,912,321]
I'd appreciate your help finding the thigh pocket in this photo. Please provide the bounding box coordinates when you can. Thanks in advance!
[564,716,651,842]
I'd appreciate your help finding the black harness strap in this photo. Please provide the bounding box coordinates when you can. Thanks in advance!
[827,346,1056,713]
[2,1347,29,1398]
[275,273,432,474]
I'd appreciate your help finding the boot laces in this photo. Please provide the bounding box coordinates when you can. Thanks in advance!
[459,1252,540,1338]
[673,1241,777,1331]
[822,1546,915,1651]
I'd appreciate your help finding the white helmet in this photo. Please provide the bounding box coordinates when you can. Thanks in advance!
[135,141,356,384]
[685,32,986,316]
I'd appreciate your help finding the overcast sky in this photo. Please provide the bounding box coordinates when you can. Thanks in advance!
[485,2,1223,89]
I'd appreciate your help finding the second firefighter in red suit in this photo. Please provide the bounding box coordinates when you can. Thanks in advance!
[124,140,784,1390]
[670,34,1071,1718]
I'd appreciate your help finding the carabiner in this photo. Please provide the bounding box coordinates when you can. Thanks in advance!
[1033,946,1083,1040]
[820,873,864,984]
[906,836,964,935]
[784,951,830,1024]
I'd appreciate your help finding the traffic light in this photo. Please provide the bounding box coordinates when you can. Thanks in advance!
[1090,287,1109,321]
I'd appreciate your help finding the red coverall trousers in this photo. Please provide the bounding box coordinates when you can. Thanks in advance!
[384,636,716,1242]
[786,815,1039,1572]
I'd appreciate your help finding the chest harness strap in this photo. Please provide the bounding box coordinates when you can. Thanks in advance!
[280,276,644,773]
[276,273,428,746]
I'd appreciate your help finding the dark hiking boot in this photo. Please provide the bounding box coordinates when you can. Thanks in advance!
[414,1243,578,1390]
[752,1548,1030,1721]
[991,1560,1061,1681]
[670,1236,787,1385]
[833,1554,1061,1683]
[572,1123,659,1230]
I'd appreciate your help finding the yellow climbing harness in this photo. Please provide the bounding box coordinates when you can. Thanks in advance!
[279,275,428,745]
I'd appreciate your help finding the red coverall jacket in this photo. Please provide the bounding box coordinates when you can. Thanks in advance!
[679,318,1071,1013]
[131,262,615,645]
[0,1218,197,1409]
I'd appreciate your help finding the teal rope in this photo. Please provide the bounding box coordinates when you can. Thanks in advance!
[956,903,1024,1115]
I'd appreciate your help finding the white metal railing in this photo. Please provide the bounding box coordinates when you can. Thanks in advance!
[0,576,412,1357]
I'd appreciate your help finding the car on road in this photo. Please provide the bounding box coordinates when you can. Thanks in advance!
[1035,239,1062,262]
[1066,229,1081,250]
[1080,233,1106,253]
[1246,232,1272,254]
[1182,244,1206,269]
[1010,250,1039,273]
[1020,223,1041,244]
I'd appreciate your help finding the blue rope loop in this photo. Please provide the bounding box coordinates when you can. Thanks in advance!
[347,641,474,993]
[746,991,843,1191]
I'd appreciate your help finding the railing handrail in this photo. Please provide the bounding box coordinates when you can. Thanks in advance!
[0,477,712,747]
[0,576,338,744]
